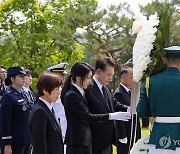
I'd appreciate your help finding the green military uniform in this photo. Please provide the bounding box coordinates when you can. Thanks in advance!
[137,46,180,151]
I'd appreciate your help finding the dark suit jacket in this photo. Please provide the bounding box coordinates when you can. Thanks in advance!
[64,85,109,146]
[85,79,117,149]
[29,99,64,154]
[114,84,141,148]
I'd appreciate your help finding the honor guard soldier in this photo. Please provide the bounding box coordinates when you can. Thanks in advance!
[48,63,68,154]
[137,46,180,154]
[0,66,31,154]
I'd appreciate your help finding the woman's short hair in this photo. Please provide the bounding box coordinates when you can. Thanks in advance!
[37,72,62,96]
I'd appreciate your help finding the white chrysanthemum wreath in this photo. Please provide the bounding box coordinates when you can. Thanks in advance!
[130,135,150,154]
[132,13,160,83]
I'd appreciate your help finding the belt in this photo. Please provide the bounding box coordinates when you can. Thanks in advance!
[155,117,180,123]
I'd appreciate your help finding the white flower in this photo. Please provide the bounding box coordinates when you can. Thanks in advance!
[132,15,147,34]
[158,0,166,3]
[133,13,159,82]
[132,20,142,34]
[130,135,150,154]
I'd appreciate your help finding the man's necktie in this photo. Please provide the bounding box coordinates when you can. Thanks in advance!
[51,107,55,115]
[128,90,131,97]
[102,86,110,108]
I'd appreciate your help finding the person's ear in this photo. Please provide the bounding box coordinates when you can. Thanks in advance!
[75,76,81,82]
[43,89,49,96]
[10,77,15,83]
[162,57,168,65]
[96,69,102,75]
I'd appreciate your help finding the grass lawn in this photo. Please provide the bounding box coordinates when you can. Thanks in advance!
[113,125,151,153]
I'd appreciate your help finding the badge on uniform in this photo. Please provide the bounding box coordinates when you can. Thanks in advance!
[22,106,27,111]
[18,99,24,102]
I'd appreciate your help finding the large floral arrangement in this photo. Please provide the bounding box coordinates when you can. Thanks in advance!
[132,14,159,83]
[132,2,171,83]
[130,135,150,154]
[130,1,172,152]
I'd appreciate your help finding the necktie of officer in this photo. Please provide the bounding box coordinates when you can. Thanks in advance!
[22,90,30,101]
[1,84,7,93]
[28,90,34,103]
[102,86,110,108]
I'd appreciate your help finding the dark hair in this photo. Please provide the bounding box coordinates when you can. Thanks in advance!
[61,62,93,103]
[36,72,62,96]
[120,67,132,77]
[95,57,115,72]
[5,75,17,86]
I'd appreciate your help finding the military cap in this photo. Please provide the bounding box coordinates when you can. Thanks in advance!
[7,66,26,76]
[25,69,32,76]
[48,63,68,74]
[164,46,180,58]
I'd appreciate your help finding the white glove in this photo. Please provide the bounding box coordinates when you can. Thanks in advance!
[127,107,131,112]
[109,112,131,121]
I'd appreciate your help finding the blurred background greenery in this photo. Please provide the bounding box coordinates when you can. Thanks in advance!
[0,0,179,90]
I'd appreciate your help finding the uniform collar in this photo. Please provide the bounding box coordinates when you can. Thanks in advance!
[22,86,30,93]
[165,67,180,72]
[11,86,22,93]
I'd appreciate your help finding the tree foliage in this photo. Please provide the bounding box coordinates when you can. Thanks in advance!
[0,0,85,76]
[140,0,180,46]
[0,0,179,80]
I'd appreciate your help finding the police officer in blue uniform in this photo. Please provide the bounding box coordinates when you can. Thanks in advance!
[0,66,31,154]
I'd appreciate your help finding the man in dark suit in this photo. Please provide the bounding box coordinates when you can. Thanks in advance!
[86,57,129,154]
[29,72,64,154]
[114,67,141,154]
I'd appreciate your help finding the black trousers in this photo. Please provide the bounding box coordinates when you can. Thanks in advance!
[117,143,129,154]
[92,144,112,154]
[66,145,92,154]
[2,144,31,154]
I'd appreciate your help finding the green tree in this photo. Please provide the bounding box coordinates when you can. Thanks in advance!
[0,0,84,76]
[140,0,180,45]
